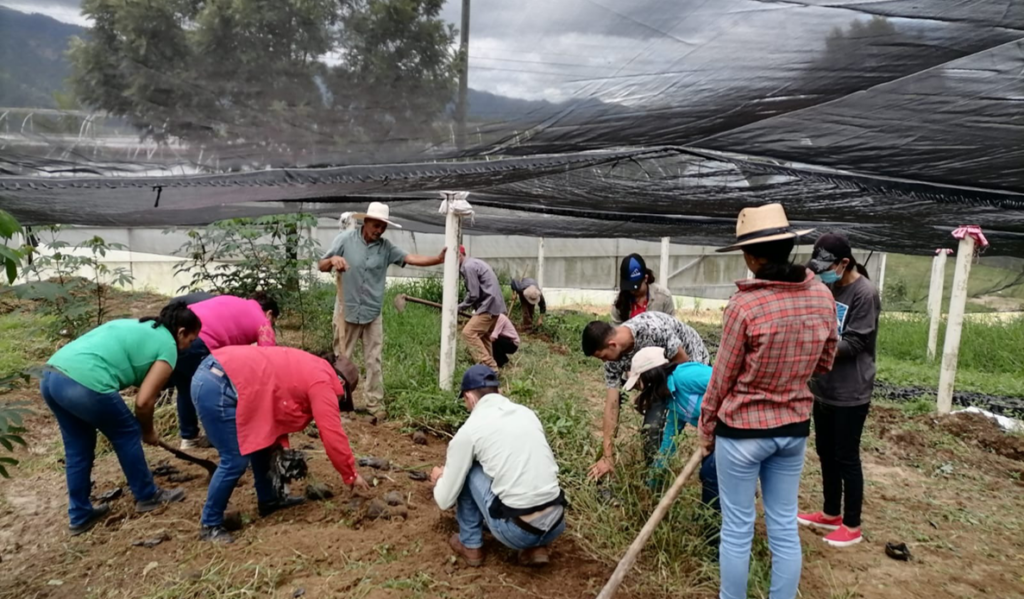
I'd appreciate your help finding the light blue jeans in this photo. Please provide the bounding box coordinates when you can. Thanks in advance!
[456,464,565,551]
[716,436,807,599]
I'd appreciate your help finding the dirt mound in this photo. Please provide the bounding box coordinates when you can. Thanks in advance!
[938,412,1024,462]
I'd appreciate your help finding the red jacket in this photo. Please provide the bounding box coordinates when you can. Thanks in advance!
[213,346,357,485]
[700,270,838,438]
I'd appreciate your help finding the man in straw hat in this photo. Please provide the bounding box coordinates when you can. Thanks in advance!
[701,203,837,599]
[510,277,546,331]
[319,202,446,418]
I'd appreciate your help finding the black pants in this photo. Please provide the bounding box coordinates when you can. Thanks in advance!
[492,337,519,368]
[641,393,669,466]
[813,401,870,528]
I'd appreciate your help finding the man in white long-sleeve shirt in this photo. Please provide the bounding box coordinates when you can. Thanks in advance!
[431,365,566,567]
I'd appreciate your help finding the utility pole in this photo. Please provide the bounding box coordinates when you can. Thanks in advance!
[455,0,471,152]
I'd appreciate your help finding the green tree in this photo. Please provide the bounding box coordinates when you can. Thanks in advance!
[68,0,458,163]
[0,209,22,284]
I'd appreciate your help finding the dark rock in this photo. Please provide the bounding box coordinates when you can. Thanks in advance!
[132,531,170,548]
[412,431,428,446]
[357,456,391,470]
[95,488,123,502]
[383,491,405,506]
[223,511,243,531]
[151,464,180,477]
[167,473,198,483]
[305,483,335,501]
[293,589,306,598]
[407,471,429,482]
[366,499,408,520]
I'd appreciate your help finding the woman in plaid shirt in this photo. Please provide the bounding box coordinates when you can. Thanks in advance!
[701,204,838,599]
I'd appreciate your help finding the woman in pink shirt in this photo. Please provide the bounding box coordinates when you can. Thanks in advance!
[190,346,371,543]
[168,293,280,449]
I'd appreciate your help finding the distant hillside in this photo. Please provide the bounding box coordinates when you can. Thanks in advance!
[0,6,83,108]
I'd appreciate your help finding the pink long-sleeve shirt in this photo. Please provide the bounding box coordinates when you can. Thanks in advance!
[189,295,276,349]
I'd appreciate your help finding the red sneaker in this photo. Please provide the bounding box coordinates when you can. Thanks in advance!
[824,525,863,548]
[797,511,842,531]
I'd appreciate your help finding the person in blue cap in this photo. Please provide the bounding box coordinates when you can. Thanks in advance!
[430,365,566,567]
[611,253,676,325]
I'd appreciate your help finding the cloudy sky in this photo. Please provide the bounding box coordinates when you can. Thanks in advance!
[2,0,852,103]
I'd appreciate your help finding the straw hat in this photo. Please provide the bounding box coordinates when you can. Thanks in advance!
[623,347,669,391]
[522,285,542,305]
[354,202,402,229]
[716,203,813,253]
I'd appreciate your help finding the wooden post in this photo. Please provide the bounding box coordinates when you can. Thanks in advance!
[536,237,545,290]
[926,251,948,361]
[439,207,464,390]
[596,449,704,599]
[937,237,975,414]
[332,213,356,358]
[659,237,670,288]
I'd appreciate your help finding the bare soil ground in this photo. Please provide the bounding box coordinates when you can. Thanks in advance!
[0,391,650,599]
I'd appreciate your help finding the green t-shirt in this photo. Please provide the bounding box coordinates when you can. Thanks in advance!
[47,319,179,393]
[321,227,408,324]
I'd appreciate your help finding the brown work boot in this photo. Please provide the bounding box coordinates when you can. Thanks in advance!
[449,533,484,567]
[519,545,551,567]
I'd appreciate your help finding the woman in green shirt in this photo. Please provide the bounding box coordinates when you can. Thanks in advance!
[42,301,202,535]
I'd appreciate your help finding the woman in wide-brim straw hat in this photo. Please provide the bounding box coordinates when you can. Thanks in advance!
[699,203,840,599]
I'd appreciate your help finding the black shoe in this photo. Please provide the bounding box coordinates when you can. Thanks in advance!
[136,487,186,513]
[258,496,306,518]
[199,525,235,544]
[69,504,111,536]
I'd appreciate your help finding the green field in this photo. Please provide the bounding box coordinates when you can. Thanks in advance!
[883,253,1024,313]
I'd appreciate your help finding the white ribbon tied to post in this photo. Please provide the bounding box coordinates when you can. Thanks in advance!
[439,191,475,224]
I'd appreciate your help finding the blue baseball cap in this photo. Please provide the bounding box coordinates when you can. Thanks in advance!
[619,253,647,291]
[459,364,499,399]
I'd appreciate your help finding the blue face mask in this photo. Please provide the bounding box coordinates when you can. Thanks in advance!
[820,269,841,284]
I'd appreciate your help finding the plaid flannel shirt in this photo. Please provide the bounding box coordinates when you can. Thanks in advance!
[699,270,838,438]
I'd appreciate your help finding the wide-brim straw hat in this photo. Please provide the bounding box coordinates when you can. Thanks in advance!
[353,202,402,229]
[716,203,814,253]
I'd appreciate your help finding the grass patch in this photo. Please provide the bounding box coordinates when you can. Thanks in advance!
[876,313,1024,395]
[884,253,1024,313]
[0,311,54,377]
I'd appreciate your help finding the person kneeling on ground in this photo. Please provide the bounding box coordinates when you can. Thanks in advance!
[41,302,200,535]
[431,365,566,567]
[192,346,371,543]
[624,347,719,511]
[490,313,520,368]
[581,311,710,481]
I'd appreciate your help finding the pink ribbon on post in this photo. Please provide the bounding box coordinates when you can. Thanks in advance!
[951,225,989,249]
[935,248,954,255]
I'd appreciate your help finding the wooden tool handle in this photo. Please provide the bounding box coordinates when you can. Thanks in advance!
[595,448,705,599]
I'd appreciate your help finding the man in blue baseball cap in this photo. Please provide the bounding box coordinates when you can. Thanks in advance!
[431,365,566,567]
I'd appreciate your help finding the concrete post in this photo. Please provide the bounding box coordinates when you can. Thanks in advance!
[439,208,464,390]
[876,252,888,295]
[926,251,948,361]
[659,237,670,287]
[536,237,545,290]
[937,236,975,414]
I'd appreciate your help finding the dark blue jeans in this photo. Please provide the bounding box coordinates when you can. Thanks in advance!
[171,337,210,440]
[191,355,276,527]
[700,452,721,512]
[40,370,159,527]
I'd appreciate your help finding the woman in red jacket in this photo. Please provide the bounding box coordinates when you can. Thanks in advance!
[190,346,370,543]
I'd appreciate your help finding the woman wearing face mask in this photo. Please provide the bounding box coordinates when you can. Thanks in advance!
[40,301,202,535]
[799,233,880,548]
[611,253,676,325]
